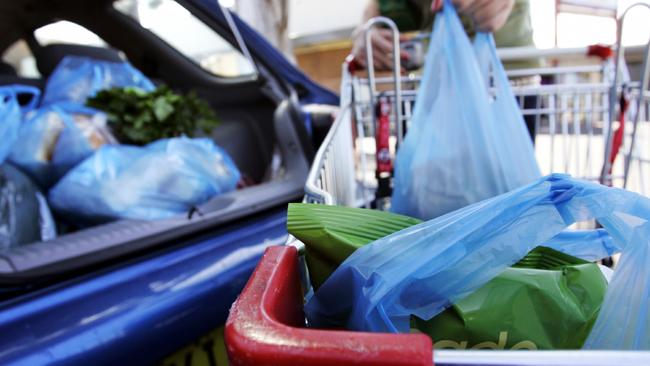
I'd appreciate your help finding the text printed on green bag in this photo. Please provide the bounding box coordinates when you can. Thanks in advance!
[434,331,538,350]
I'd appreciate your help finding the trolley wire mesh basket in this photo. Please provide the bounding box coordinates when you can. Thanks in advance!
[226,4,650,365]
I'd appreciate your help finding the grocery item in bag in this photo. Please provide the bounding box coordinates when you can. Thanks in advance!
[306,174,650,350]
[0,164,56,248]
[9,103,116,189]
[0,85,40,164]
[86,86,220,146]
[48,137,240,224]
[287,203,421,288]
[289,203,607,349]
[288,203,613,288]
[390,0,540,220]
[416,246,606,350]
[42,56,155,105]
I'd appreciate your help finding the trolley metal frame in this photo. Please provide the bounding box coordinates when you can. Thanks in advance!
[222,2,650,365]
[306,8,650,207]
[297,3,650,365]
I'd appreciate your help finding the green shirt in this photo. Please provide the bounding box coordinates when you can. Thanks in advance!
[378,0,539,69]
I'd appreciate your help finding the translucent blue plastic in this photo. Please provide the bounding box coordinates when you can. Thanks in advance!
[0,85,40,164]
[9,103,106,189]
[390,1,540,220]
[48,137,241,223]
[42,56,154,105]
[306,174,650,350]
[544,229,619,262]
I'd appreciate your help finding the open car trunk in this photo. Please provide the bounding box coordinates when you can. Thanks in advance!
[0,0,322,288]
[0,98,310,284]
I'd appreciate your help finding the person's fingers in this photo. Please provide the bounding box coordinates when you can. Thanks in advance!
[473,0,513,32]
[373,38,394,66]
[431,0,443,12]
[451,0,473,12]
[379,32,412,70]
[374,51,394,70]
[464,0,491,15]
[471,0,507,22]
[351,27,404,70]
[351,44,367,67]
[373,29,397,49]
[374,30,406,70]
[354,53,367,68]
[474,10,508,32]
[452,0,514,32]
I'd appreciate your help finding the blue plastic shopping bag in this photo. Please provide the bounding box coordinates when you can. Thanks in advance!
[42,56,154,105]
[390,1,540,220]
[48,137,240,224]
[0,85,40,164]
[306,174,650,349]
[9,102,115,189]
[0,164,57,249]
[545,229,619,262]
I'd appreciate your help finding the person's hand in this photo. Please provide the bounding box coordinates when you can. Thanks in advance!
[351,27,409,71]
[439,0,514,33]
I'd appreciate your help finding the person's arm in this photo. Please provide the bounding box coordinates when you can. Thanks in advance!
[451,0,514,32]
[351,0,515,70]
[350,0,408,70]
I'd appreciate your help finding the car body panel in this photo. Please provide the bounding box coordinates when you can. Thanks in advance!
[0,0,334,363]
[0,209,288,365]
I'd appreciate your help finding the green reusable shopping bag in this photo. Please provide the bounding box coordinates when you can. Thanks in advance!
[288,203,608,349]
[413,246,608,350]
[287,203,421,288]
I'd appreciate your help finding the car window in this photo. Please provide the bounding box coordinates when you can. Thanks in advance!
[114,0,255,78]
[2,40,38,78]
[34,21,108,47]
[2,22,111,78]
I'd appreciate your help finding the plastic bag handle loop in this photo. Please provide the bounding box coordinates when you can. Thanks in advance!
[0,84,41,112]
[4,84,41,112]
[473,33,514,101]
[441,1,498,102]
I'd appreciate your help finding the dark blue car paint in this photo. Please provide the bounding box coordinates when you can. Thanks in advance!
[0,210,288,365]
[0,1,336,363]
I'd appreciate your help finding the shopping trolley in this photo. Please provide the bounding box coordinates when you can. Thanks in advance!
[305,16,650,208]
[226,4,650,365]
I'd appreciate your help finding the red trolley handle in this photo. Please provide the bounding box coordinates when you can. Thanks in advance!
[225,245,433,366]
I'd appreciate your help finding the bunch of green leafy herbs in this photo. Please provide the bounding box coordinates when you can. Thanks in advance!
[86,86,219,145]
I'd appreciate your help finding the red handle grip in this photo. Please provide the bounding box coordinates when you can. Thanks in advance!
[225,245,433,366]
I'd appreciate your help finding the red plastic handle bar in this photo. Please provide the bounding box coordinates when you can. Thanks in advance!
[587,44,613,60]
[345,54,361,74]
[225,245,433,366]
